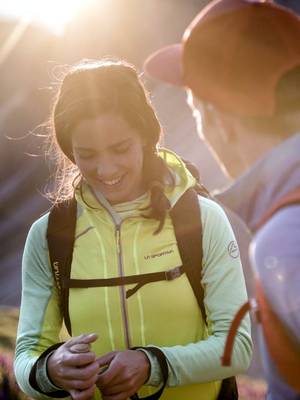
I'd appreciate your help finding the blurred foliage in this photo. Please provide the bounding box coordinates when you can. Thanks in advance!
[0,308,19,351]
[0,307,32,399]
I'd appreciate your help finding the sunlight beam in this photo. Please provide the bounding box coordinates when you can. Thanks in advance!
[0,16,31,65]
[0,0,87,35]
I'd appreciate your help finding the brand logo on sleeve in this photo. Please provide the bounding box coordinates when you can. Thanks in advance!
[227,241,239,259]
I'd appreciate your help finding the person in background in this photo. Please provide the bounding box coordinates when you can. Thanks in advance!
[14,58,251,400]
[144,0,300,399]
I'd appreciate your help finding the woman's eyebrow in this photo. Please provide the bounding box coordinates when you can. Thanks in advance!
[74,138,132,152]
[73,146,95,152]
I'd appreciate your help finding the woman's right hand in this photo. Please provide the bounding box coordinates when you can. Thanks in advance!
[47,333,100,400]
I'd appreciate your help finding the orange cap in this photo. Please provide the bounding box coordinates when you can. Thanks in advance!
[144,0,300,116]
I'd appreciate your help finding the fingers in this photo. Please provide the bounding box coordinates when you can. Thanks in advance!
[61,333,99,367]
[66,333,98,349]
[70,343,91,353]
[101,389,136,400]
[65,372,99,391]
[97,362,122,387]
[96,350,150,400]
[97,350,149,388]
[99,379,135,396]
[61,351,97,367]
[47,333,99,390]
[97,352,117,368]
[69,384,97,400]
[59,360,100,381]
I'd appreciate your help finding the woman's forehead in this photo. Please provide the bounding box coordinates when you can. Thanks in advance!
[71,114,140,147]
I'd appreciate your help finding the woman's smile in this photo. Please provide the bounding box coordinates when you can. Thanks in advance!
[72,113,146,204]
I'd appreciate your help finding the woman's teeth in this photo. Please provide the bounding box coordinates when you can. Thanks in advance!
[102,176,122,186]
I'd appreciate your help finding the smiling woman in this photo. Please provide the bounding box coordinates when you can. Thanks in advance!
[0,0,87,34]
[14,57,251,400]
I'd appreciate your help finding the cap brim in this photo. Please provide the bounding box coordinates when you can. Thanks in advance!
[143,43,184,86]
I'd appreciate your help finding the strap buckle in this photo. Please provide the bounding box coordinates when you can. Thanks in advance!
[165,267,182,281]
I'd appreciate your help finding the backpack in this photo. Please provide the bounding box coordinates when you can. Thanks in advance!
[222,186,300,366]
[46,162,238,400]
[47,161,209,336]
[254,186,300,231]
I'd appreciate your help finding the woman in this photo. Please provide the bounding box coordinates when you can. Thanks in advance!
[14,59,252,400]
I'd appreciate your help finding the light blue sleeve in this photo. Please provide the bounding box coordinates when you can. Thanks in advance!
[250,204,300,335]
[249,204,300,399]
[14,213,64,399]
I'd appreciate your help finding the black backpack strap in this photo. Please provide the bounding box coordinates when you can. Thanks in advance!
[47,198,77,336]
[170,188,238,400]
[169,188,206,322]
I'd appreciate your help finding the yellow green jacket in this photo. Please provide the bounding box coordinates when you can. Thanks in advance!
[15,150,252,399]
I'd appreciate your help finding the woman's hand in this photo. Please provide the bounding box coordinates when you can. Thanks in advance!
[47,333,99,400]
[96,350,150,400]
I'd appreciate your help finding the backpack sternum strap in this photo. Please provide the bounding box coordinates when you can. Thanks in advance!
[62,266,185,299]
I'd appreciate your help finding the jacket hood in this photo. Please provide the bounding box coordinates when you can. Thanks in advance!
[215,133,300,231]
[159,148,197,207]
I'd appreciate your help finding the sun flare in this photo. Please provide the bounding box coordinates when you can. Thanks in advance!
[3,0,88,34]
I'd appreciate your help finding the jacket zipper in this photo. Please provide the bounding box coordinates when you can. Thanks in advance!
[116,224,131,349]
[90,189,132,349]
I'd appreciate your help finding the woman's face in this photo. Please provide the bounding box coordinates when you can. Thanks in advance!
[72,113,146,204]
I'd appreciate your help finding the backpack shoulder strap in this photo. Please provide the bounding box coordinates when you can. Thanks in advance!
[47,198,77,336]
[255,186,300,231]
[171,188,238,398]
[170,188,206,323]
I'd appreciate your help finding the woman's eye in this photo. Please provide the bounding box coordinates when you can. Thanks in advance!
[78,152,95,160]
[114,143,130,154]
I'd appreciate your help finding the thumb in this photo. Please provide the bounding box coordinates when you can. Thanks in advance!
[67,333,98,351]
[96,351,117,369]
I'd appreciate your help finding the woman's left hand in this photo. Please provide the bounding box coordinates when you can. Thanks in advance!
[96,350,150,400]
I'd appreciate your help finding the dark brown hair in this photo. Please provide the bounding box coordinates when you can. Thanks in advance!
[48,58,173,232]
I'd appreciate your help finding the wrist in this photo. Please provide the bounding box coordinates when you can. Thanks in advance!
[29,342,69,398]
[136,349,151,384]
[36,351,62,392]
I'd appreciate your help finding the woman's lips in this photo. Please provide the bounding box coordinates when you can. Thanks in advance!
[96,173,126,189]
[101,176,122,186]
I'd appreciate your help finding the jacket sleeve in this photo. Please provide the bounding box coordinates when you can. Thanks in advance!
[14,214,65,399]
[250,204,300,356]
[143,197,252,387]
[250,204,300,323]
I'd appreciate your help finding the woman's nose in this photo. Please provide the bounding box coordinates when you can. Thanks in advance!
[96,159,119,178]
